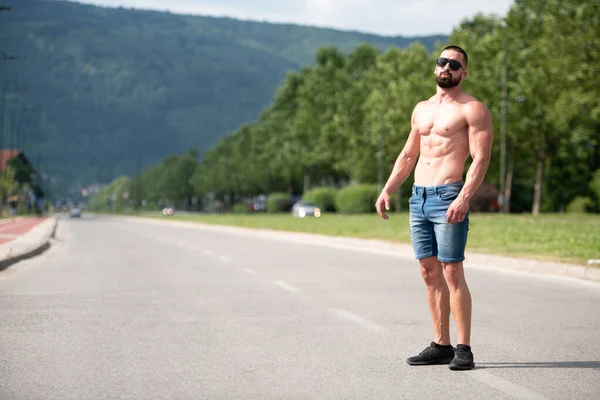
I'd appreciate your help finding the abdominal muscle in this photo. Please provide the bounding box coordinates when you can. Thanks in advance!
[413,134,470,187]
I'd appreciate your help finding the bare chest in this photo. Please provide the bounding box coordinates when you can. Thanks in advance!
[414,104,467,138]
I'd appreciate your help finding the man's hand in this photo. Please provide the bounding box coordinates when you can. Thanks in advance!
[375,191,391,220]
[446,197,469,224]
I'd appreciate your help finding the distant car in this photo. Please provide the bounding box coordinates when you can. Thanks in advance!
[69,206,82,218]
[292,201,321,218]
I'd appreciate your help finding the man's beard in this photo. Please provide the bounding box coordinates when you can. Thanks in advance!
[436,72,461,88]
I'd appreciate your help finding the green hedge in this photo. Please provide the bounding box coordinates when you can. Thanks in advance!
[590,169,600,203]
[388,191,400,212]
[232,203,250,214]
[267,192,292,213]
[335,184,379,214]
[565,196,594,213]
[303,187,337,212]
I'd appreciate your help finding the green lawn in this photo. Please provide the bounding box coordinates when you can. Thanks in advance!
[146,212,600,266]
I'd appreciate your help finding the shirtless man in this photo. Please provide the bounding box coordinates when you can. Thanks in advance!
[375,45,493,371]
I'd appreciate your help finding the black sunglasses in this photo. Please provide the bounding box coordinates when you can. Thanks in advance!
[436,57,464,71]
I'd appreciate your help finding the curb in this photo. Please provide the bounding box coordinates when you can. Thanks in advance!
[584,267,600,282]
[0,216,58,271]
[116,214,600,284]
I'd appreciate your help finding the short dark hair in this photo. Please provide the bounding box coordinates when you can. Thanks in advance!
[442,45,468,68]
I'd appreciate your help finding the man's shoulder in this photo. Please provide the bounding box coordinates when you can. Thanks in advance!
[461,94,490,115]
[459,92,482,104]
[460,96,492,127]
[414,97,436,110]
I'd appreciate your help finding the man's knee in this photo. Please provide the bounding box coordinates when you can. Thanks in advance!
[419,256,444,285]
[442,262,466,289]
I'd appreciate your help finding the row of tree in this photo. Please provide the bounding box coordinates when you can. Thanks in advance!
[92,0,600,214]
[0,156,42,215]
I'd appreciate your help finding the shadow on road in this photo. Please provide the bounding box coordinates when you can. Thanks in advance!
[477,361,600,369]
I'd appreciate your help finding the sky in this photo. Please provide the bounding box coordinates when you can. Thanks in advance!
[67,0,514,37]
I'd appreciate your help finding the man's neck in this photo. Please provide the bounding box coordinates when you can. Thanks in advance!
[435,86,461,103]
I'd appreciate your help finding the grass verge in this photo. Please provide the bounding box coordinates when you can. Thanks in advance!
[143,212,599,266]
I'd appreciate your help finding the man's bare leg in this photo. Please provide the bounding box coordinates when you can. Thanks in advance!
[442,261,471,346]
[420,256,451,345]
[406,256,455,365]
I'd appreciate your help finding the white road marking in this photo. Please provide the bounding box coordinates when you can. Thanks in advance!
[329,308,385,333]
[203,250,213,256]
[242,268,257,275]
[469,370,549,400]
[219,256,231,263]
[273,280,300,292]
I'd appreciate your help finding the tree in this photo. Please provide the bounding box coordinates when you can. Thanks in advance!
[7,157,34,186]
[508,0,600,214]
[333,44,380,181]
[294,47,347,192]
[0,167,17,205]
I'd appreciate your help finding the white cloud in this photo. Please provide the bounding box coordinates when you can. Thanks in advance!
[69,0,514,36]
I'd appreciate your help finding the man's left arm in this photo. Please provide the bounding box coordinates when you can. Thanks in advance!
[446,101,494,224]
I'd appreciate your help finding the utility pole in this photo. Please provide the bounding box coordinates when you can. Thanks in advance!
[0,86,30,158]
[1,3,18,167]
[133,155,141,212]
[0,88,4,158]
[9,109,16,151]
[500,33,509,213]
[13,104,35,155]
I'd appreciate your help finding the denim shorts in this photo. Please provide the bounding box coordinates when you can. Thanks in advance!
[409,181,469,263]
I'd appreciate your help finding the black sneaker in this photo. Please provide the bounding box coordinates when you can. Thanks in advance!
[406,342,455,365]
[449,344,475,370]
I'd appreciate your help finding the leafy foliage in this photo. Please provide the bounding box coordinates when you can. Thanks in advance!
[565,197,594,213]
[0,167,16,203]
[267,193,292,213]
[231,203,251,214]
[335,184,379,214]
[590,169,600,205]
[6,157,34,186]
[303,187,338,212]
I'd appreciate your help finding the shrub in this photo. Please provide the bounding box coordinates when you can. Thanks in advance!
[590,169,600,202]
[565,196,594,213]
[303,187,338,212]
[232,203,250,214]
[335,184,379,214]
[267,192,292,213]
[388,191,406,212]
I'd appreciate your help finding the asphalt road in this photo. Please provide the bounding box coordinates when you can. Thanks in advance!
[1,215,599,400]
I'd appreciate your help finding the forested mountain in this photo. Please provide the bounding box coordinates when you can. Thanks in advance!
[0,0,446,196]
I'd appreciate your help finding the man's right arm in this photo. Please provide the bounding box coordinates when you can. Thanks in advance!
[381,106,421,195]
[375,105,421,220]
